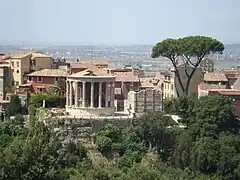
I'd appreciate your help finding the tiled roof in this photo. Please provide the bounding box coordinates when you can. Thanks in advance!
[198,83,227,90]
[114,71,139,82]
[8,51,51,59]
[210,89,240,95]
[69,68,112,77]
[222,69,240,74]
[70,60,108,69]
[31,52,52,58]
[9,52,31,59]
[20,81,54,93]
[204,72,228,82]
[26,69,68,77]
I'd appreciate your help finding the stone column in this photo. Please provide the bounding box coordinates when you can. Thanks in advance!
[90,82,94,108]
[98,82,102,108]
[74,81,78,107]
[69,81,73,106]
[82,82,86,107]
[105,82,109,107]
[66,81,69,106]
[110,82,115,107]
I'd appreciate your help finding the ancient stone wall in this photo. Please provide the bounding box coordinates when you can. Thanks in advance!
[127,89,163,114]
[44,117,131,144]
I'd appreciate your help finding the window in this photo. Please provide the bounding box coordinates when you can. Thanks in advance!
[37,87,46,93]
[30,60,36,66]
[15,81,19,86]
[11,61,14,67]
[12,81,14,86]
[16,61,19,67]
[55,77,59,81]
[37,76,43,82]
[16,70,19,73]
[28,76,32,81]
[12,69,14,73]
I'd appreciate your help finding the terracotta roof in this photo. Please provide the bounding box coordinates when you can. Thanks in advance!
[222,69,240,74]
[20,81,54,93]
[0,57,5,62]
[26,69,68,77]
[69,68,112,77]
[211,90,240,95]
[114,71,139,82]
[70,60,108,69]
[204,72,228,82]
[31,52,52,59]
[198,83,227,90]
[9,52,31,59]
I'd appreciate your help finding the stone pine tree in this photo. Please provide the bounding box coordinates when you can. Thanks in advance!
[151,36,224,96]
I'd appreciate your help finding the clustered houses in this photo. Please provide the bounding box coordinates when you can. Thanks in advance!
[155,58,240,116]
[0,51,163,117]
[2,51,240,117]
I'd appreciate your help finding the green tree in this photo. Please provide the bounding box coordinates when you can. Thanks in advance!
[171,95,240,179]
[95,124,122,154]
[151,36,224,96]
[5,95,23,117]
[0,121,62,180]
[189,94,239,138]
[136,111,173,152]
[49,78,66,108]
[29,93,60,108]
[164,94,198,125]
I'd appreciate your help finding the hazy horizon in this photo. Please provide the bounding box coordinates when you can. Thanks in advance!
[0,0,239,45]
[1,42,240,47]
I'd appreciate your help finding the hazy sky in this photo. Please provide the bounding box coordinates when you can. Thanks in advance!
[0,0,239,45]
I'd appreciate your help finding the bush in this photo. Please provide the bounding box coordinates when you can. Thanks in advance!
[5,95,23,117]
[29,93,61,108]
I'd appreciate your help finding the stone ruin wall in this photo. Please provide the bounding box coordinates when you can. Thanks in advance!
[128,89,163,114]
[44,118,131,144]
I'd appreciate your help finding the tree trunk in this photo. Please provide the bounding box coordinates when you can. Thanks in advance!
[185,65,200,96]
[173,65,186,97]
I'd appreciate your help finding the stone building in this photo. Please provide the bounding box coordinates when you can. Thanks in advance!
[5,52,52,87]
[200,58,214,73]
[198,72,229,98]
[127,89,163,116]
[160,65,202,99]
[66,69,116,117]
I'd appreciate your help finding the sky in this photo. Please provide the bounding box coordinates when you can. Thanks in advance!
[0,0,239,45]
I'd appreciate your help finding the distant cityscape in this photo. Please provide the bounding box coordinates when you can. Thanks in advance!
[1,44,240,76]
